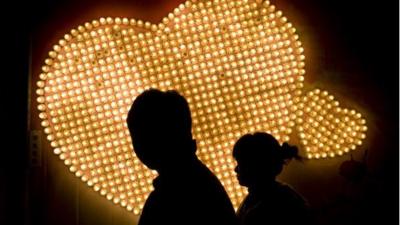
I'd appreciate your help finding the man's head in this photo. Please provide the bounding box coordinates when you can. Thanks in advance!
[127,89,196,171]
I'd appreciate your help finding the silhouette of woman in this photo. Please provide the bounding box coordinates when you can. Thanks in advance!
[233,132,310,225]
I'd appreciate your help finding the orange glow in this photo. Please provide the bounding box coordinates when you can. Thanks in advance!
[36,0,367,214]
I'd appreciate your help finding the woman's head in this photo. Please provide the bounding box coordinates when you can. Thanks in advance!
[233,132,300,188]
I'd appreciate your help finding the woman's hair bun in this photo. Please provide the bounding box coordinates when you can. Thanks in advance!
[281,142,302,161]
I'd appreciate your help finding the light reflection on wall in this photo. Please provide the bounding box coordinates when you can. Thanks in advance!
[35,0,367,214]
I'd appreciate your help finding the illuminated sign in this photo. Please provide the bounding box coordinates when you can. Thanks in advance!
[36,0,367,214]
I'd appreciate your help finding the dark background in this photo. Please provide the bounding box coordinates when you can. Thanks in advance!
[2,0,398,224]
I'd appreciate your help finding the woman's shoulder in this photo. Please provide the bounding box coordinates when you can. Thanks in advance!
[275,182,308,207]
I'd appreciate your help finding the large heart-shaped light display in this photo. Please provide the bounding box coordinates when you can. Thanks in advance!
[36,0,367,214]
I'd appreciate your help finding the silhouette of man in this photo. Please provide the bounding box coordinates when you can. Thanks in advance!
[127,89,238,225]
[233,132,311,225]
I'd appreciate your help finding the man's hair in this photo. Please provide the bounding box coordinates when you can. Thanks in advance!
[127,89,192,139]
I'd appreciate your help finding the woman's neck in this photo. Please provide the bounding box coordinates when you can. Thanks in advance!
[248,179,280,194]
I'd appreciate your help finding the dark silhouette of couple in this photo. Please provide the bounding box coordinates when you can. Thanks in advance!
[127,89,310,225]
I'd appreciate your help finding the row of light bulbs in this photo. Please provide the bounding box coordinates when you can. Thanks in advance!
[297,89,367,159]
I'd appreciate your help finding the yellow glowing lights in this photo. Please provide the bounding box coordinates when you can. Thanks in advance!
[296,89,367,159]
[36,0,367,214]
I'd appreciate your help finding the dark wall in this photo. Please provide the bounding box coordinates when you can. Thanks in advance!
[2,1,30,224]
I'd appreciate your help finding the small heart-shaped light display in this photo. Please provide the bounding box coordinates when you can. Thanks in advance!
[296,89,367,159]
[36,0,367,214]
